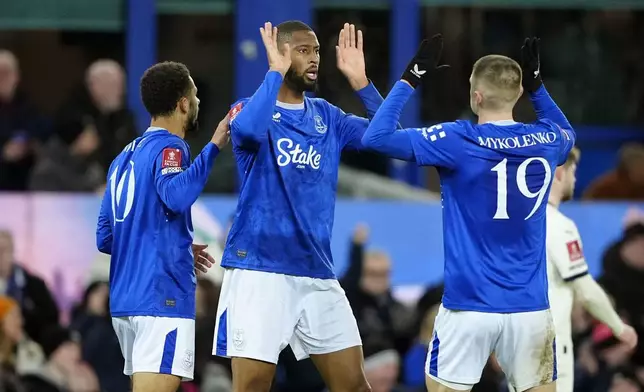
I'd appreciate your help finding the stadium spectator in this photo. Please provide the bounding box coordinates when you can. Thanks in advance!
[584,143,644,201]
[599,217,644,369]
[0,230,59,346]
[21,325,99,392]
[30,59,137,192]
[341,224,414,360]
[0,50,47,191]
[70,281,128,392]
[0,296,27,392]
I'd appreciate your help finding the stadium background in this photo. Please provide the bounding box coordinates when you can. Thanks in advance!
[1,0,644,391]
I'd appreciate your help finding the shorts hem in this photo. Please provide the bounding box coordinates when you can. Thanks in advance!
[427,373,478,389]
[131,367,193,381]
[219,351,279,365]
[295,343,363,360]
[512,379,556,392]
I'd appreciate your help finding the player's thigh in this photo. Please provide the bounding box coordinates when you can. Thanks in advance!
[230,357,277,392]
[425,305,500,388]
[112,317,136,376]
[291,278,368,391]
[494,309,557,392]
[132,372,180,392]
[214,269,300,388]
[130,316,195,381]
[309,346,370,392]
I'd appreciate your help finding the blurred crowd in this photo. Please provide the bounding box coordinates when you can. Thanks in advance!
[0,210,643,392]
[0,50,137,193]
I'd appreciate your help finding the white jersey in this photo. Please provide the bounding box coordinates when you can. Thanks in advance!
[546,204,589,341]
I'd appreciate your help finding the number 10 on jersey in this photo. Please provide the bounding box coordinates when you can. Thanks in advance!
[491,157,551,221]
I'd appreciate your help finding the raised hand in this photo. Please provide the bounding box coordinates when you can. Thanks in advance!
[520,37,543,93]
[260,22,291,77]
[336,23,369,91]
[401,34,449,89]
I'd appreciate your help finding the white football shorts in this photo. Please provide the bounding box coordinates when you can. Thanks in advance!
[427,304,557,392]
[213,268,362,364]
[112,316,195,380]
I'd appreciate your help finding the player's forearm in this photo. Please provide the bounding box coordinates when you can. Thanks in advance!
[231,71,283,146]
[356,82,385,119]
[573,275,624,335]
[530,85,573,132]
[157,143,220,214]
[361,81,415,161]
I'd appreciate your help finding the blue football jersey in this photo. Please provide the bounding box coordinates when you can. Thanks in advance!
[96,128,220,319]
[408,119,575,313]
[222,97,367,279]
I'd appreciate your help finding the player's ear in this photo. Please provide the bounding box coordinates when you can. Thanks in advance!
[554,166,565,182]
[518,85,524,99]
[178,97,189,114]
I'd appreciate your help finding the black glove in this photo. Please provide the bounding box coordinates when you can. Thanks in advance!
[401,34,449,89]
[520,37,543,93]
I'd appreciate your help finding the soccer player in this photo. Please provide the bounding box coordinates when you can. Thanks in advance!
[543,147,638,392]
[361,36,576,392]
[95,61,230,392]
[213,21,386,392]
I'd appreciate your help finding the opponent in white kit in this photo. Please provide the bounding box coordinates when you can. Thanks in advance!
[544,146,638,392]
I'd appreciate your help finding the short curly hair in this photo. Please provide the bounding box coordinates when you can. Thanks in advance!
[140,61,192,118]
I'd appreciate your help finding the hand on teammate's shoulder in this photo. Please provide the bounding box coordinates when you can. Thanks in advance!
[211,113,231,149]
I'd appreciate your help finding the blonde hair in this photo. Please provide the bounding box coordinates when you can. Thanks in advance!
[471,55,523,110]
[564,146,581,168]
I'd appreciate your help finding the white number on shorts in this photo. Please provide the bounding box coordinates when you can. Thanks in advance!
[109,160,136,223]
[491,157,551,220]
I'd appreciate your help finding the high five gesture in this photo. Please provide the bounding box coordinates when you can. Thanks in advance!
[260,22,291,77]
[336,23,369,91]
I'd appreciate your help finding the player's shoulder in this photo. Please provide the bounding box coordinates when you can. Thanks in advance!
[307,97,341,115]
[417,120,469,139]
[228,98,252,122]
[546,205,578,233]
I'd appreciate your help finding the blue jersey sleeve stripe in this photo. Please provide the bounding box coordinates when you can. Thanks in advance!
[160,328,178,374]
[216,309,228,357]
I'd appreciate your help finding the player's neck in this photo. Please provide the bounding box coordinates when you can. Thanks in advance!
[548,191,562,208]
[476,110,514,125]
[277,85,305,105]
[150,118,185,139]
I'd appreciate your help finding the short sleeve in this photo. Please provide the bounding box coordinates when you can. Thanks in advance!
[547,221,589,282]
[404,121,464,169]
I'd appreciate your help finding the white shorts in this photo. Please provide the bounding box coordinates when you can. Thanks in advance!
[112,316,195,380]
[213,268,362,364]
[426,304,556,392]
